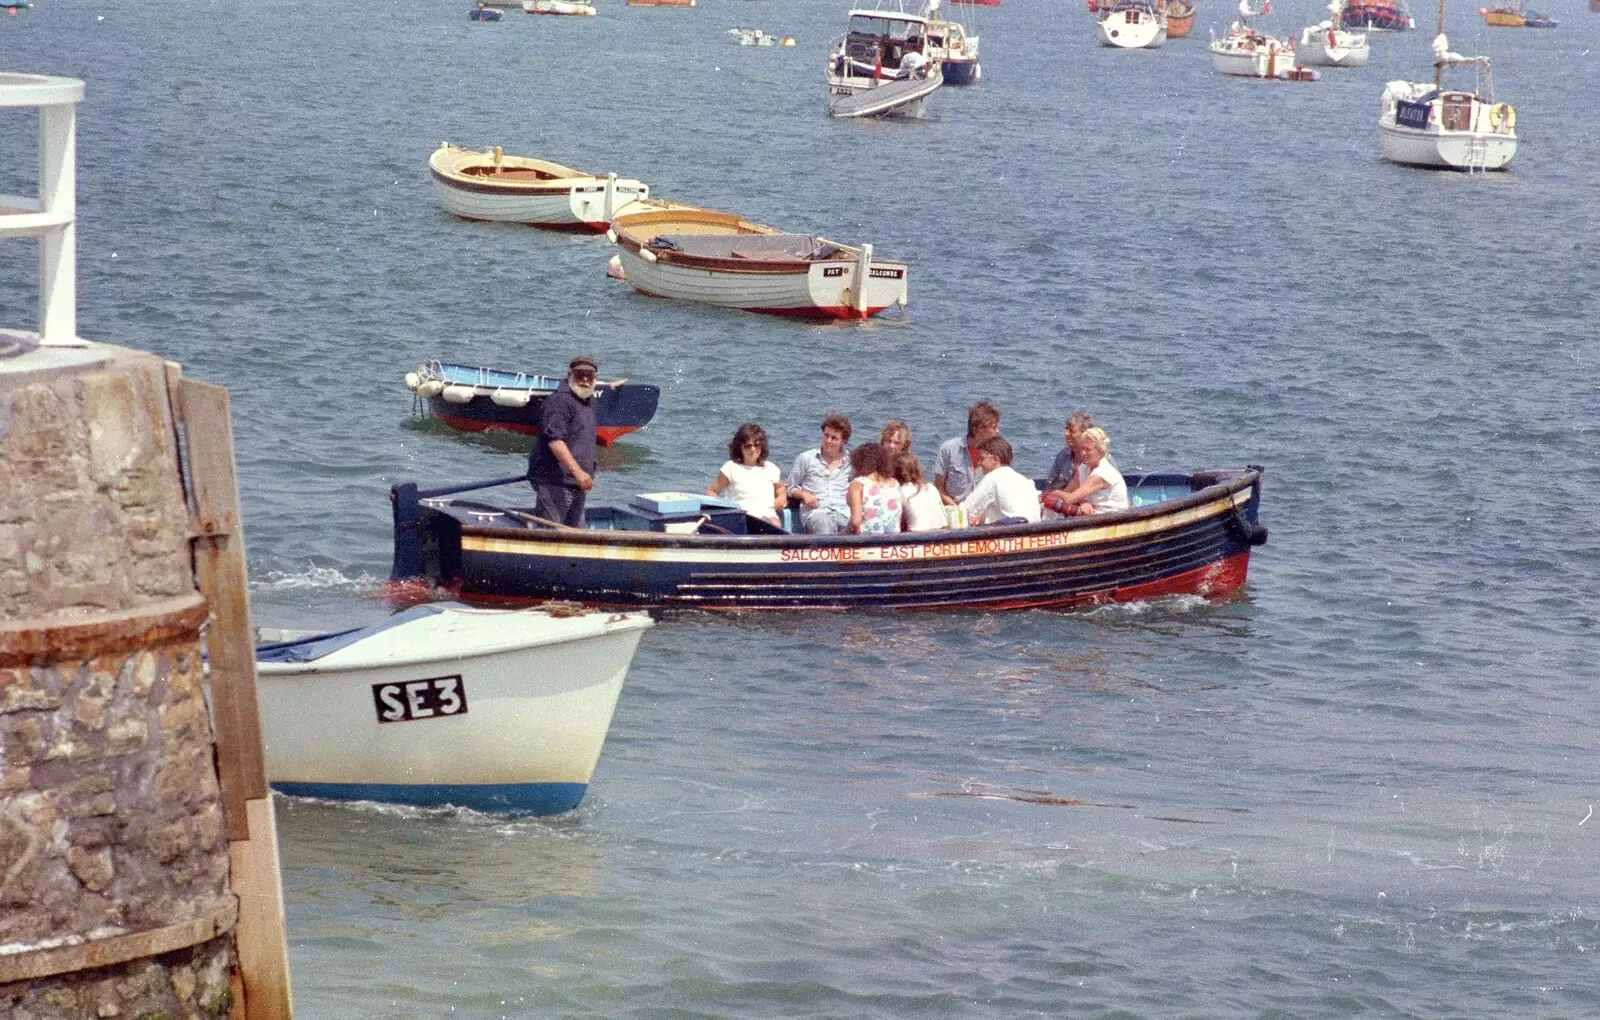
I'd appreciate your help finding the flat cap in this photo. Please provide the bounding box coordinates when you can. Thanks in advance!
[569,355,598,373]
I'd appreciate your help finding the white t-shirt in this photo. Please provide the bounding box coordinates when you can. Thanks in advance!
[1085,460,1130,513]
[718,460,782,519]
[901,482,946,532]
[958,465,1041,524]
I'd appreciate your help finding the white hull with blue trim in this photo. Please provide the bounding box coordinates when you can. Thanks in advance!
[255,603,653,815]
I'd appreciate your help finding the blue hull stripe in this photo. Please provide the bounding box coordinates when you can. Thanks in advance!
[397,470,1265,611]
[272,780,588,816]
[942,61,980,85]
[462,511,1244,608]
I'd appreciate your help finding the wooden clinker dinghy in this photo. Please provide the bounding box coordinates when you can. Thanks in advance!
[607,206,909,319]
[429,143,648,231]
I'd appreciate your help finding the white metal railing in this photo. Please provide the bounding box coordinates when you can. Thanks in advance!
[1,72,85,346]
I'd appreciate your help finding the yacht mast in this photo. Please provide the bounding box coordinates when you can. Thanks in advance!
[1434,0,1446,87]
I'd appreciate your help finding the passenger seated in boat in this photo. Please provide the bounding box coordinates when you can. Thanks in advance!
[935,401,1001,507]
[786,414,853,535]
[958,436,1042,525]
[878,419,913,461]
[847,442,903,534]
[707,422,787,527]
[1042,427,1129,516]
[1044,410,1097,495]
[894,453,946,532]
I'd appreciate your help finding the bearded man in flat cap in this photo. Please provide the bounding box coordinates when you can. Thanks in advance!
[527,355,600,527]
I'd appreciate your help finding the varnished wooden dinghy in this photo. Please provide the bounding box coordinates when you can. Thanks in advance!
[429,143,648,231]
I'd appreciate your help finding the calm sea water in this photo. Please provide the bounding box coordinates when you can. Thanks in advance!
[6,1,1598,1016]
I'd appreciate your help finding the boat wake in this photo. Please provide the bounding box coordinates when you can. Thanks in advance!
[250,564,382,594]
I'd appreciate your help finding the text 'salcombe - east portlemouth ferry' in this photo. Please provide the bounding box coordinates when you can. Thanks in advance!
[388,468,1268,611]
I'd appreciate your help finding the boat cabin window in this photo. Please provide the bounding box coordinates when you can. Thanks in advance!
[847,15,924,41]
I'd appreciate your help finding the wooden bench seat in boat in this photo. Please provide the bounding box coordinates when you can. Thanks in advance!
[650,233,840,261]
[461,166,562,181]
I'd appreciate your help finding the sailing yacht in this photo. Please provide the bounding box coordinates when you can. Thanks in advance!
[1210,0,1311,78]
[1378,10,1517,170]
[1298,0,1371,65]
[1097,0,1168,48]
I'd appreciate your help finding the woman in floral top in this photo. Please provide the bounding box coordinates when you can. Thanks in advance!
[847,442,903,534]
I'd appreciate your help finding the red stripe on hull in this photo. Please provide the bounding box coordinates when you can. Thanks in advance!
[627,287,891,320]
[430,411,638,446]
[443,212,608,233]
[422,552,1254,613]
[958,552,1252,612]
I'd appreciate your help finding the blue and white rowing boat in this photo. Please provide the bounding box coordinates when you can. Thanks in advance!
[386,469,1268,611]
[405,359,660,444]
[255,602,653,815]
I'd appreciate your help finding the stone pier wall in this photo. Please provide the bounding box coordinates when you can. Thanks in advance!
[1,345,238,1019]
[0,350,193,620]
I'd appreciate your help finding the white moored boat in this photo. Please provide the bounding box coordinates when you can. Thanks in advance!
[1379,24,1516,170]
[1097,0,1168,48]
[1298,1,1370,64]
[1210,0,1314,78]
[524,0,597,13]
[826,7,944,119]
[607,206,909,320]
[924,0,981,84]
[255,603,653,815]
[429,143,647,231]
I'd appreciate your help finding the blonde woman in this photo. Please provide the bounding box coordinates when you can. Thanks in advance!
[1043,427,1128,515]
[878,419,913,461]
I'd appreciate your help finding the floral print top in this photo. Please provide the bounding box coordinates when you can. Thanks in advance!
[857,477,902,534]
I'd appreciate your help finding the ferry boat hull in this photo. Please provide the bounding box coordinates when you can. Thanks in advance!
[388,470,1268,612]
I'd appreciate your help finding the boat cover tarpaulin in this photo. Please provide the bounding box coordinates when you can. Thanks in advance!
[827,73,941,119]
[651,233,838,260]
[256,604,446,663]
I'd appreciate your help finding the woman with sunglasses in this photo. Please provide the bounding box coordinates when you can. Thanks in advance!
[707,422,787,527]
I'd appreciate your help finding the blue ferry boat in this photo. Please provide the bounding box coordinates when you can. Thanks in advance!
[387,468,1268,612]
